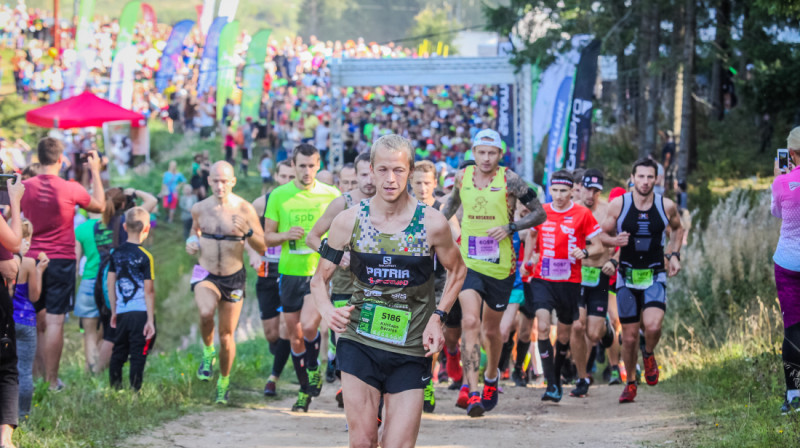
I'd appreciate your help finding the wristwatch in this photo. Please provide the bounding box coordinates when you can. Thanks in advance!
[245,228,254,238]
[508,222,518,233]
[666,251,681,261]
[581,249,589,258]
[433,309,448,323]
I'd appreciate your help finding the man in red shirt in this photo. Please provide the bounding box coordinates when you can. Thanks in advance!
[22,138,105,390]
[530,169,604,402]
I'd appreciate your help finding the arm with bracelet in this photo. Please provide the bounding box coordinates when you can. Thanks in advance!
[310,210,355,334]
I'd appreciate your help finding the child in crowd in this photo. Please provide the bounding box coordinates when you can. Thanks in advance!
[178,184,198,239]
[108,207,156,391]
[14,219,49,418]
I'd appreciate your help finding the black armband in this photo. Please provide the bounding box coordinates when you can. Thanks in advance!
[520,187,537,204]
[319,238,344,265]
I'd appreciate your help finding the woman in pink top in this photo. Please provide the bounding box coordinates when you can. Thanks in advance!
[772,127,800,414]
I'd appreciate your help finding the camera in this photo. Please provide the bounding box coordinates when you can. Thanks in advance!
[778,148,790,171]
[0,174,16,192]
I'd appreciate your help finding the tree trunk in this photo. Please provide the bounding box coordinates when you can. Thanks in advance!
[709,0,730,120]
[672,1,685,143]
[678,0,695,183]
[644,2,659,158]
[637,2,651,158]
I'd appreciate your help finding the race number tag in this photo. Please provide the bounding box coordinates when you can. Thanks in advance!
[625,268,654,290]
[288,239,314,255]
[264,245,282,263]
[468,236,500,263]
[356,303,411,345]
[541,258,571,281]
[581,266,602,287]
[191,265,210,283]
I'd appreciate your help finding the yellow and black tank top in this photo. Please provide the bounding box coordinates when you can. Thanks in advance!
[459,165,515,279]
[339,199,435,357]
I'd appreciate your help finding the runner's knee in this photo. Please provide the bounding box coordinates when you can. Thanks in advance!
[461,312,480,332]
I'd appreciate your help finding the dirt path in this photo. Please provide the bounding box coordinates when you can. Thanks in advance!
[128,378,688,448]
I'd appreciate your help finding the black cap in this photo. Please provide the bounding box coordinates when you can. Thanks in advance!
[582,169,604,190]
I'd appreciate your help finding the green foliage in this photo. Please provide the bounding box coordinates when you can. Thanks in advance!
[0,95,49,143]
[407,5,461,53]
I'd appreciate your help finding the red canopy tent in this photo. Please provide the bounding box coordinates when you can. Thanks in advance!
[25,92,145,129]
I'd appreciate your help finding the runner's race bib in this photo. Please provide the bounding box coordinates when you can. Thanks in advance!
[333,299,349,309]
[541,258,571,281]
[264,245,282,263]
[191,265,210,283]
[288,239,314,255]
[625,268,654,290]
[581,266,602,287]
[468,236,500,263]
[357,302,411,345]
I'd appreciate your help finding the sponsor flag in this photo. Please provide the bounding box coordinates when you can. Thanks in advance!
[199,0,216,36]
[241,29,271,124]
[218,0,240,21]
[75,0,97,53]
[115,1,141,57]
[155,20,195,93]
[197,16,227,96]
[108,45,137,108]
[565,39,601,170]
[141,3,157,29]
[216,20,240,122]
[543,76,573,201]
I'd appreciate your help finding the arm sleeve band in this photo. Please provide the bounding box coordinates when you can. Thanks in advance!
[520,187,537,204]
[319,239,344,265]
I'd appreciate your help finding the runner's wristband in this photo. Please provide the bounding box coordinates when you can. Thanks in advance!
[186,235,199,244]
[608,259,618,269]
[581,249,589,258]
[433,309,448,323]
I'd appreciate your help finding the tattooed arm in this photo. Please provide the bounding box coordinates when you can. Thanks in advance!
[487,170,547,241]
[439,170,463,220]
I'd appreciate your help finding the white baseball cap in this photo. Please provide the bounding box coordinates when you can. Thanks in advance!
[472,129,503,152]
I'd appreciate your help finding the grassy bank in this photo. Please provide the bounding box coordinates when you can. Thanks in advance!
[657,189,800,447]
[13,123,282,447]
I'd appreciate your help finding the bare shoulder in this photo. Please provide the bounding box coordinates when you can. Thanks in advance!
[235,194,258,216]
[454,168,465,188]
[252,195,266,211]
[328,206,359,248]
[662,196,679,216]
[423,206,451,240]
[504,169,529,195]
[606,196,624,217]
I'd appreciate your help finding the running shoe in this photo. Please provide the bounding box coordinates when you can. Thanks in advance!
[456,384,470,409]
[292,391,312,412]
[448,379,463,390]
[642,352,659,386]
[445,348,463,383]
[541,384,562,403]
[570,378,590,398]
[336,388,344,408]
[325,359,336,384]
[781,397,800,415]
[264,379,277,397]
[501,368,510,380]
[215,382,230,405]
[438,367,449,384]
[619,382,637,403]
[602,364,612,383]
[481,379,499,411]
[197,351,215,381]
[466,392,484,417]
[511,367,529,387]
[608,366,622,385]
[635,364,642,385]
[423,380,436,413]
[307,367,323,397]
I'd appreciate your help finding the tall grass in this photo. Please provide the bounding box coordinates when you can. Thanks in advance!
[658,189,800,447]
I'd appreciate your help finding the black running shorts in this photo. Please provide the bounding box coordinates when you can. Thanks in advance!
[191,267,246,303]
[256,276,281,320]
[615,281,667,325]
[336,338,432,394]
[531,279,581,325]
[40,259,77,315]
[279,275,311,313]
[579,273,611,318]
[461,269,515,312]
[445,298,462,328]
[519,282,537,320]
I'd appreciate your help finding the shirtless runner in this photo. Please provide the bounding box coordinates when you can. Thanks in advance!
[186,161,265,404]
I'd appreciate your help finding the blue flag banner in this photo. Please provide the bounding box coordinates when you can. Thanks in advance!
[155,20,195,93]
[197,17,228,96]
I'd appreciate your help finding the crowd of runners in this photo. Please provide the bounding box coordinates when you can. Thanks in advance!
[169,124,684,446]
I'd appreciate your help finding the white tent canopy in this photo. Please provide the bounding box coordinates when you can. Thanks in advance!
[329,57,534,182]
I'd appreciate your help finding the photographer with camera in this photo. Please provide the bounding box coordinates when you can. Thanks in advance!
[772,127,800,414]
[22,137,105,391]
[0,172,24,448]
[75,187,156,374]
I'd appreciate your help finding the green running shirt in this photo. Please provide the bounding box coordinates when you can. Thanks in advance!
[265,180,339,276]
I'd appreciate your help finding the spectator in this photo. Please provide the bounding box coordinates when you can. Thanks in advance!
[14,219,48,420]
[178,184,198,239]
[22,138,105,392]
[0,173,23,447]
[259,151,273,194]
[772,126,800,414]
[160,161,185,223]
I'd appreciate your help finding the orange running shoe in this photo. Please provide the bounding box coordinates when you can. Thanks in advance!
[619,382,637,403]
[620,364,628,383]
[446,348,463,383]
[642,352,659,386]
[456,384,470,409]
